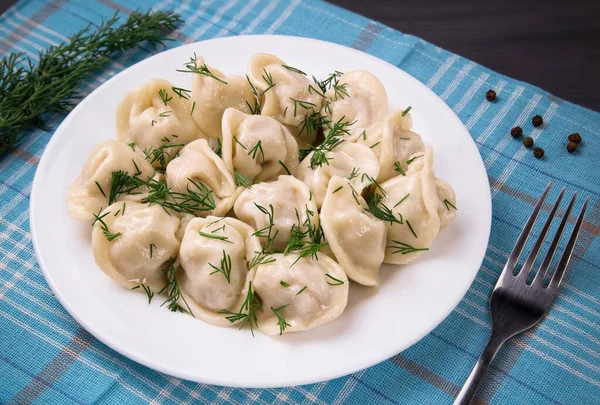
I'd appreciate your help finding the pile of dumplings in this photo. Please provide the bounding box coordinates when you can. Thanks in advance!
[66,53,457,336]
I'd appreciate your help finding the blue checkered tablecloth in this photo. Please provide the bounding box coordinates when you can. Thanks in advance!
[1,0,599,404]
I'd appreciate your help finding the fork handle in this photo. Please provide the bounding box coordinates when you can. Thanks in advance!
[453,333,506,405]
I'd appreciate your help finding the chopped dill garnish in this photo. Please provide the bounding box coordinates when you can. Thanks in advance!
[248,140,265,162]
[209,250,233,284]
[172,86,191,99]
[444,199,457,210]
[260,68,276,96]
[92,209,122,241]
[271,304,291,335]
[95,181,107,198]
[394,161,406,176]
[308,117,353,170]
[158,88,172,105]
[219,281,262,336]
[406,220,417,238]
[198,231,233,243]
[177,54,227,84]
[325,273,344,286]
[282,64,306,75]
[364,192,403,225]
[235,170,253,188]
[233,135,248,150]
[296,286,307,296]
[131,284,154,304]
[280,280,290,287]
[158,110,171,117]
[402,106,412,116]
[159,259,194,315]
[290,98,317,117]
[348,167,360,180]
[245,74,261,115]
[278,160,291,175]
[407,154,424,165]
[149,243,156,259]
[387,241,428,255]
[394,194,410,208]
[370,141,381,149]
[332,185,344,194]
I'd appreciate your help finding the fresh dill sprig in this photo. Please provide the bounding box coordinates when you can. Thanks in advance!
[158,88,172,105]
[402,106,412,116]
[370,141,381,149]
[219,281,262,336]
[271,304,291,335]
[249,251,276,269]
[387,240,429,255]
[348,167,360,180]
[0,10,182,156]
[245,75,261,115]
[248,140,265,162]
[92,210,122,242]
[143,141,184,172]
[209,250,233,284]
[407,154,424,165]
[198,231,233,243]
[364,192,403,225]
[312,71,344,96]
[252,203,278,252]
[332,185,344,194]
[394,161,406,176]
[159,259,194,315]
[290,98,317,117]
[95,181,107,198]
[177,54,227,84]
[308,117,353,170]
[296,286,307,295]
[278,160,291,175]
[444,199,457,210]
[214,137,222,158]
[406,220,418,238]
[131,284,154,304]
[297,110,331,137]
[260,68,276,96]
[235,170,253,188]
[233,135,248,150]
[282,64,306,76]
[283,207,328,263]
[394,193,410,208]
[172,86,191,99]
[325,273,344,286]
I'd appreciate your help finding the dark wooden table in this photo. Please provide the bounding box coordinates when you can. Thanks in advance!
[1,0,598,111]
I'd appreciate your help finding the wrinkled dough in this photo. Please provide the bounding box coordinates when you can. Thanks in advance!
[233,175,317,252]
[166,139,241,217]
[321,70,388,142]
[320,176,387,286]
[67,140,155,220]
[191,56,254,139]
[116,78,205,168]
[221,108,299,182]
[253,253,349,335]
[92,202,182,290]
[297,142,380,209]
[247,53,322,148]
[178,216,261,326]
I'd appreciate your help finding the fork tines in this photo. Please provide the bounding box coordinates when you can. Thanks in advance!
[500,183,590,290]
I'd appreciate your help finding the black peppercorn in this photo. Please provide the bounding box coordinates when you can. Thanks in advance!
[523,137,534,148]
[511,126,523,138]
[568,133,582,144]
[534,147,544,158]
[532,115,543,127]
[486,90,496,101]
[567,141,577,153]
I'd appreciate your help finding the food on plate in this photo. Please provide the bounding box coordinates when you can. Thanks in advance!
[68,52,456,336]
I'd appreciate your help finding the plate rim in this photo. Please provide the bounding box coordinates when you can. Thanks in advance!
[30,34,492,388]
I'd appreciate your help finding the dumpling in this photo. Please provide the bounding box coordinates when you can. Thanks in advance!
[320,176,387,286]
[67,140,155,220]
[379,148,456,264]
[297,142,380,209]
[166,139,241,217]
[92,202,183,290]
[189,55,254,139]
[221,108,299,183]
[357,109,422,182]
[178,216,262,326]
[252,253,349,335]
[233,175,317,252]
[116,78,205,169]
[247,53,322,147]
[321,70,388,142]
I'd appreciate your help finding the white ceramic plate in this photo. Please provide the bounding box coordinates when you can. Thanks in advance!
[30,35,491,388]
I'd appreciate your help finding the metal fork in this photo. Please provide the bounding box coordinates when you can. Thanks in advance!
[453,183,590,405]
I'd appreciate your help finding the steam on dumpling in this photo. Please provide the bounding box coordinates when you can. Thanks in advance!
[379,148,456,264]
[247,53,322,148]
[92,202,183,290]
[116,78,205,169]
[357,109,422,182]
[189,55,254,139]
[67,140,155,220]
[233,175,317,252]
[178,216,262,326]
[320,176,387,286]
[221,108,299,183]
[297,142,380,209]
[165,139,241,217]
[321,70,388,142]
[253,253,349,335]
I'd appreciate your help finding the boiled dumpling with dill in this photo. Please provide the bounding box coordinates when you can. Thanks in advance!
[233,175,318,252]
[297,142,380,209]
[378,148,457,265]
[92,201,184,290]
[357,109,423,182]
[66,140,155,221]
[247,53,322,148]
[187,55,254,140]
[165,139,242,217]
[320,70,389,142]
[177,216,262,327]
[252,253,349,335]
[320,176,387,286]
[221,108,299,183]
[116,78,205,171]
